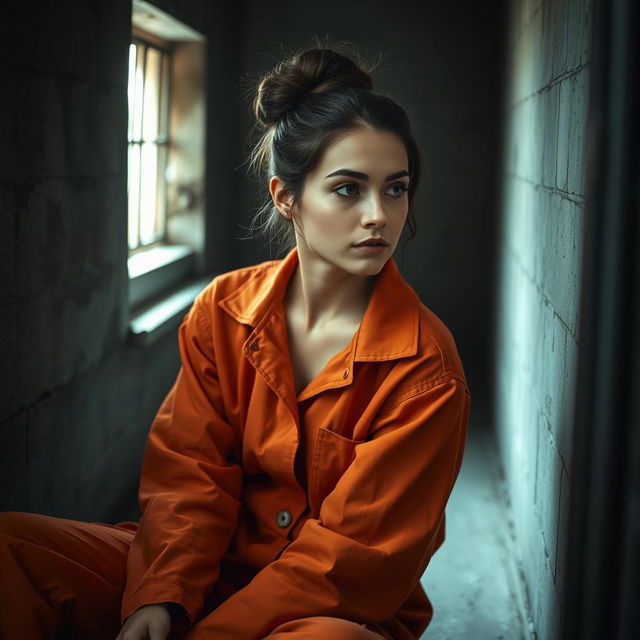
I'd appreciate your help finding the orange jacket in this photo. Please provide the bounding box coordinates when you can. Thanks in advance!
[120,245,471,639]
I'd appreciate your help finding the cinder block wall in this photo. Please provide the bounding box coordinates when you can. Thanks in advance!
[0,0,241,524]
[495,0,591,636]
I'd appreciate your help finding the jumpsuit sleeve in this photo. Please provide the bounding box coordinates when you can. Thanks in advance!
[120,289,244,626]
[199,374,471,639]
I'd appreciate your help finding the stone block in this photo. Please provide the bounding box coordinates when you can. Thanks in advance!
[1,294,57,422]
[555,464,571,602]
[541,195,579,326]
[567,69,587,197]
[556,78,571,193]
[541,0,555,87]
[95,1,131,87]
[26,391,78,517]
[52,266,121,385]
[535,417,562,575]
[542,83,559,188]
[552,0,569,80]
[566,0,591,71]
[94,83,128,176]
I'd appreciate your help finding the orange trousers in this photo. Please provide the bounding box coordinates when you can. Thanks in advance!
[0,511,393,640]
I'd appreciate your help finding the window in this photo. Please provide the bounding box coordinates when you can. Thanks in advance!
[127,37,171,252]
[127,1,210,346]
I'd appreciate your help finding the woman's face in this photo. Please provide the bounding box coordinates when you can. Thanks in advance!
[274,126,410,277]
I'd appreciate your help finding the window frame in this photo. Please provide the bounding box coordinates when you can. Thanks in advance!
[126,3,209,347]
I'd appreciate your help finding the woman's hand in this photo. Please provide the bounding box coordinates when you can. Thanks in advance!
[115,603,172,640]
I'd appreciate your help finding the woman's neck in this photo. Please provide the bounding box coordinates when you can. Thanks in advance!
[285,254,377,333]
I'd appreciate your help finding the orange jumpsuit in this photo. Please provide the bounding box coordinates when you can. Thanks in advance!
[0,245,471,640]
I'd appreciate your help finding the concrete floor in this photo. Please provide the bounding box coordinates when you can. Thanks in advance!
[419,424,530,639]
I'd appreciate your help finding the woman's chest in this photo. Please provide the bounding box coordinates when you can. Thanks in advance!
[286,325,359,397]
[213,303,394,473]
[283,296,362,398]
[216,313,398,513]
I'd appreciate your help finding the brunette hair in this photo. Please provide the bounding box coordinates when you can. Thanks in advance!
[240,40,420,257]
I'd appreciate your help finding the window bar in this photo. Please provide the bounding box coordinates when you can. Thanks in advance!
[137,41,148,251]
[158,48,170,241]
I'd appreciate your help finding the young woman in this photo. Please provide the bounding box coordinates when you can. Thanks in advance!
[0,46,471,640]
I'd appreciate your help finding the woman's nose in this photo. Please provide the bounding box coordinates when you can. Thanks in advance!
[360,195,387,226]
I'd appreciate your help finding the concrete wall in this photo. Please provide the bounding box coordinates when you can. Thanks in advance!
[232,0,507,420]
[0,0,241,524]
[495,0,591,636]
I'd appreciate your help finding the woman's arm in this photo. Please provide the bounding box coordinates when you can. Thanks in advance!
[120,286,244,627]
[193,374,471,639]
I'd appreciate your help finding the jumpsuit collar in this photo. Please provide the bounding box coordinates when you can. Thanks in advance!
[218,246,420,363]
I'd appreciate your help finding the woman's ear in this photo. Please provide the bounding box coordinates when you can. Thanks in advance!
[269,175,294,215]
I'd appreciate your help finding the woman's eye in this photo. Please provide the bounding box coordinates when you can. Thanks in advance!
[334,183,359,197]
[388,183,409,197]
[334,182,409,198]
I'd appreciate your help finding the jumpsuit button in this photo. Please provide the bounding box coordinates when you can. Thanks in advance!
[276,509,292,528]
[248,341,259,351]
[343,368,349,379]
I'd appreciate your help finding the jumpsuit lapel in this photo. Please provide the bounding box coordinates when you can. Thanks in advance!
[218,244,421,407]
[218,247,362,415]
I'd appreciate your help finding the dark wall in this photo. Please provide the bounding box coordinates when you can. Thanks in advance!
[231,0,507,421]
[0,0,242,523]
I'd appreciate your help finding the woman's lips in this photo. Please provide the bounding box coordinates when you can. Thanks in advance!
[352,243,388,254]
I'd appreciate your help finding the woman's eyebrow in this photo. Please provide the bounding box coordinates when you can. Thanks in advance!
[324,169,409,181]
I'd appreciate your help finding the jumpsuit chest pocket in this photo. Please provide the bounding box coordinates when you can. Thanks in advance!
[308,426,365,514]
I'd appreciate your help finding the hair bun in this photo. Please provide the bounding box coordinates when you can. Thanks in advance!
[253,47,374,128]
